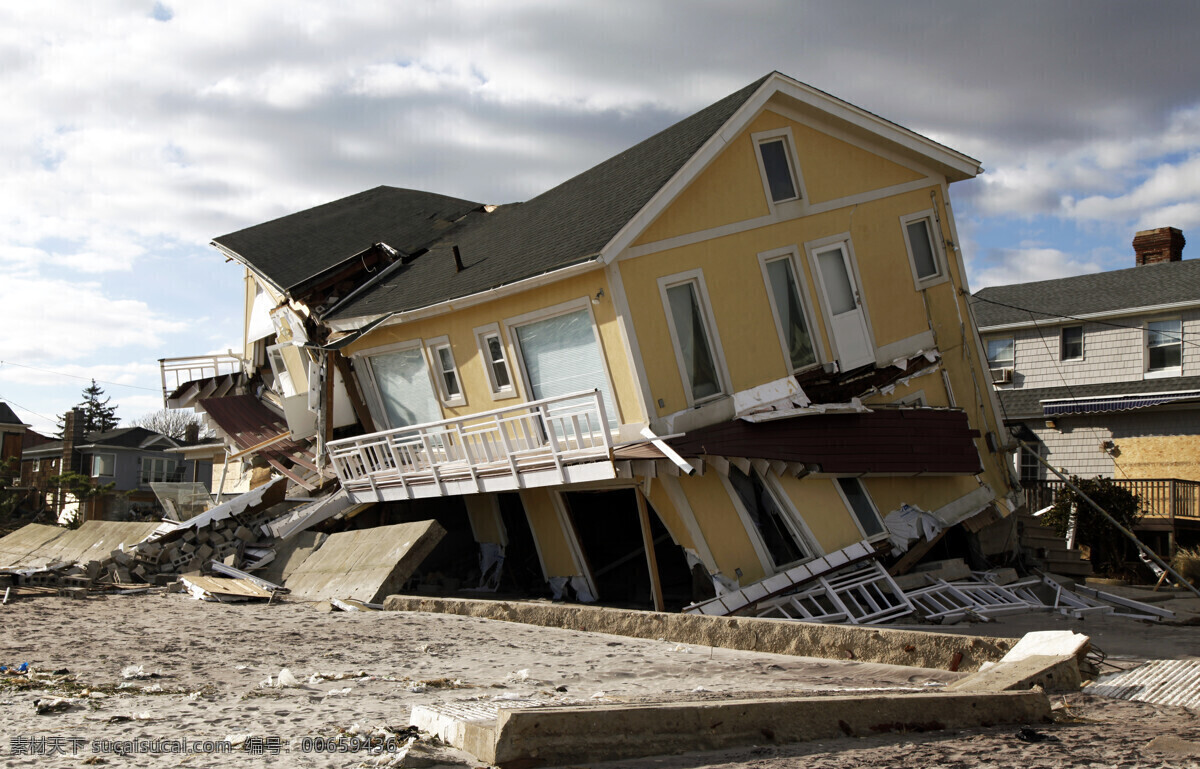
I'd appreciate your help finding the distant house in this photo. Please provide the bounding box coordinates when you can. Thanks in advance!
[20,410,212,521]
[971,227,1200,553]
[0,401,28,479]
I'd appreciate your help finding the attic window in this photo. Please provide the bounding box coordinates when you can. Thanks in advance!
[753,128,802,206]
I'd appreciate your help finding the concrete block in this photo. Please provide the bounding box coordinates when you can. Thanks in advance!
[983,567,1020,585]
[891,572,931,591]
[109,549,132,566]
[469,692,1052,767]
[195,543,214,561]
[234,526,256,543]
[179,541,196,554]
[914,558,971,582]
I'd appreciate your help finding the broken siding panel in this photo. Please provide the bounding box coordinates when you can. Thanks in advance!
[861,476,984,522]
[772,475,863,554]
[463,494,506,546]
[645,478,698,553]
[675,472,766,583]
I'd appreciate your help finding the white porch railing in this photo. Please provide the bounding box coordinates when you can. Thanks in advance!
[327,390,614,499]
[160,354,244,403]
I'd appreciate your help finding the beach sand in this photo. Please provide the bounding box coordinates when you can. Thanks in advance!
[0,590,1197,768]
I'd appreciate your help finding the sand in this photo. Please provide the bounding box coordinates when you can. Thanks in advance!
[0,590,1197,768]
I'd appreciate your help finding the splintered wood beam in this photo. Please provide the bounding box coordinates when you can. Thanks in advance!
[887,529,948,576]
[335,355,376,433]
[265,457,316,490]
[636,487,665,612]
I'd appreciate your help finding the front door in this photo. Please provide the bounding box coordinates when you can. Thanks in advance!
[813,243,874,370]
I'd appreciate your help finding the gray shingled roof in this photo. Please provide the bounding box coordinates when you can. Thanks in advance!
[0,401,25,426]
[214,187,483,292]
[996,375,1200,419]
[327,74,772,320]
[971,258,1200,328]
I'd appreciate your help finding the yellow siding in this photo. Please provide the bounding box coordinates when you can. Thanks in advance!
[463,494,505,545]
[676,472,766,583]
[621,187,945,416]
[518,489,578,576]
[774,475,864,553]
[634,109,925,246]
[860,370,951,408]
[862,476,984,519]
[646,479,697,552]
[342,270,645,426]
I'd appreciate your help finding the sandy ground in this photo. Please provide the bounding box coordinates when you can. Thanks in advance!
[0,590,1197,768]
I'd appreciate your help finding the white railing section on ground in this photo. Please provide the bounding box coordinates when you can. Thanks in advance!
[327,390,613,497]
[160,354,244,403]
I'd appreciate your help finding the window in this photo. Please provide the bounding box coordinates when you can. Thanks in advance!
[752,128,802,206]
[1019,442,1042,484]
[900,213,946,287]
[427,338,465,405]
[475,325,515,398]
[89,453,115,478]
[266,344,296,397]
[727,466,811,568]
[1146,319,1182,374]
[141,458,177,484]
[761,251,818,372]
[986,337,1014,381]
[1061,326,1083,361]
[363,345,443,429]
[835,477,886,539]
[660,274,725,404]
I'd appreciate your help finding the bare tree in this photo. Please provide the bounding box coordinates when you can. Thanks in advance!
[130,409,211,441]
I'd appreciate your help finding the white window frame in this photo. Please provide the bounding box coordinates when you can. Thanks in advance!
[899,210,949,290]
[803,233,877,370]
[1144,318,1183,379]
[751,127,805,212]
[832,477,888,543]
[1060,325,1084,363]
[425,335,466,407]
[757,246,825,374]
[351,339,443,431]
[986,337,1015,369]
[265,343,297,398]
[892,389,927,406]
[657,270,730,408]
[473,322,520,400]
[89,453,115,478]
[719,464,822,575]
[503,297,622,423]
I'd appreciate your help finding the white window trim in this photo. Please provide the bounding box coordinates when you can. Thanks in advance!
[1144,318,1183,379]
[503,297,622,424]
[425,335,467,407]
[90,453,115,478]
[892,389,927,406]
[899,210,950,290]
[657,270,731,408]
[473,322,521,401]
[802,233,877,369]
[751,127,806,213]
[718,465,822,575]
[832,477,888,543]
[986,336,1016,368]
[1060,325,1085,363]
[757,245,825,375]
[265,342,297,398]
[352,338,443,431]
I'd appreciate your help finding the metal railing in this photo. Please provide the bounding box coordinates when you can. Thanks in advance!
[159,354,244,403]
[327,390,613,497]
[1022,478,1200,521]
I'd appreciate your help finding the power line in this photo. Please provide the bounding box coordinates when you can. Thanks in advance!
[0,360,160,392]
[972,295,1198,351]
[0,395,56,425]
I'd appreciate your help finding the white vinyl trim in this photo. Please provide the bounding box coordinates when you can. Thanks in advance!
[757,245,826,374]
[900,209,950,290]
[657,269,731,408]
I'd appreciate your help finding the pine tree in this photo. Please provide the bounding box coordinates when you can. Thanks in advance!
[57,380,120,437]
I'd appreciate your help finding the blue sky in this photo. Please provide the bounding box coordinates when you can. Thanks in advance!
[3,0,1199,435]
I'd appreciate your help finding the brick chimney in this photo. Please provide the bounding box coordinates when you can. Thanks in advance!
[184,422,200,444]
[61,408,85,474]
[1133,227,1185,266]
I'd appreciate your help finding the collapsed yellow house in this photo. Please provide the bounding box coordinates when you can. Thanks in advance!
[164,72,1020,609]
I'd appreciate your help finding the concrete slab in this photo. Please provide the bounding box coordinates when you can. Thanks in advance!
[0,522,161,570]
[256,530,326,587]
[420,691,1050,767]
[947,630,1090,693]
[382,596,1015,672]
[285,520,445,604]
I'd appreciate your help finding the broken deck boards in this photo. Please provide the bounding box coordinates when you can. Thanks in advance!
[284,520,446,604]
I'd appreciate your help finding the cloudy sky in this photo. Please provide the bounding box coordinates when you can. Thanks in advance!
[3,0,1199,435]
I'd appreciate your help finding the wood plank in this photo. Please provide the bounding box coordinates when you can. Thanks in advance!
[636,488,664,613]
[888,529,948,576]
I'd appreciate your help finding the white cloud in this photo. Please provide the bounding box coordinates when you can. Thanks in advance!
[972,248,1104,290]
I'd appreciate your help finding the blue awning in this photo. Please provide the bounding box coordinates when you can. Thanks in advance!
[1043,390,1200,416]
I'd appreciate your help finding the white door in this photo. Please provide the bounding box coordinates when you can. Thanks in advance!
[813,244,874,370]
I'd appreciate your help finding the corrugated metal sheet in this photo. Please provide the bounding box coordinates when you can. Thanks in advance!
[1090,659,1200,711]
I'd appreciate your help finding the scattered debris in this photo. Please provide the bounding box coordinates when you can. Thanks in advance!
[179,576,274,602]
[1090,659,1200,710]
[34,697,75,715]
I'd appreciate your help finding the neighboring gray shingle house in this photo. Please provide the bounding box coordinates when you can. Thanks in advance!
[971,227,1200,552]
